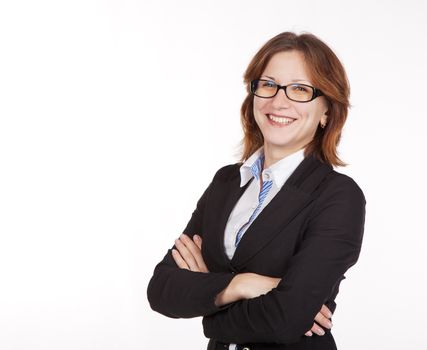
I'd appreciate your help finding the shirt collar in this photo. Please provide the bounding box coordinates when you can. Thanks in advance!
[239,146,306,188]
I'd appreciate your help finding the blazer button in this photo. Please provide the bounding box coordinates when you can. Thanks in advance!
[242,347,250,350]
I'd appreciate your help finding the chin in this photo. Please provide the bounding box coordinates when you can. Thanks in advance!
[264,140,295,149]
[262,133,295,145]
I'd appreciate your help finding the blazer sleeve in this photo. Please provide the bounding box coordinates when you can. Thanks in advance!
[202,174,366,344]
[146,166,235,318]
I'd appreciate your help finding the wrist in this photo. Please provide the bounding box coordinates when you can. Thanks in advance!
[232,272,249,299]
[214,273,245,307]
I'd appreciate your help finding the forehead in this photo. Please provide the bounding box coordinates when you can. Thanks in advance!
[262,50,311,82]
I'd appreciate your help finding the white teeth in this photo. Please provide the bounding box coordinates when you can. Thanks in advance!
[267,114,295,124]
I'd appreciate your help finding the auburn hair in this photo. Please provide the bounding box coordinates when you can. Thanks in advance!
[237,31,350,167]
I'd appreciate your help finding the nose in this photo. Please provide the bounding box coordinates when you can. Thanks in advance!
[271,87,292,109]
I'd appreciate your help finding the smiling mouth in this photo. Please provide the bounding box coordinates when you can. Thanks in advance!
[266,114,296,125]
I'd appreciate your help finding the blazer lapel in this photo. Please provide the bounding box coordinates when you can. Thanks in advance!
[230,183,312,269]
[205,174,253,269]
[205,154,332,272]
[230,154,333,269]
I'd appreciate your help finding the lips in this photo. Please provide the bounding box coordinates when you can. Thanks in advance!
[266,114,297,125]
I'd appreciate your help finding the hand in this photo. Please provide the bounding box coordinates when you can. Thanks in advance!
[305,304,333,337]
[171,233,209,273]
[236,272,281,299]
[215,272,280,307]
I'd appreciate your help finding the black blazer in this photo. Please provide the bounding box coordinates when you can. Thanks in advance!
[147,153,366,350]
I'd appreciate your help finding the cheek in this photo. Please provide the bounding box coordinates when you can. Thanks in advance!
[253,98,269,115]
[298,106,318,122]
[304,102,326,122]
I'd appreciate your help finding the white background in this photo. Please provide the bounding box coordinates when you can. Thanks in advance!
[1,0,426,349]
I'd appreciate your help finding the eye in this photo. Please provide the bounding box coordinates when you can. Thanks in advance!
[293,85,309,92]
[261,80,276,88]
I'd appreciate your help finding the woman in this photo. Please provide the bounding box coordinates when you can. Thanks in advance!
[147,31,366,350]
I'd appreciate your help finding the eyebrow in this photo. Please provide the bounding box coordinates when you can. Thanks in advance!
[262,75,310,83]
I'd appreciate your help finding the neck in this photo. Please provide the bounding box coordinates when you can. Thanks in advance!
[263,143,304,169]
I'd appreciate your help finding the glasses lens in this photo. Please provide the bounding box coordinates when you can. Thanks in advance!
[287,84,314,102]
[252,80,277,97]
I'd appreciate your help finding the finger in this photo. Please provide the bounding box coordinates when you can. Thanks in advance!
[320,304,333,319]
[180,234,209,272]
[310,322,326,336]
[175,238,199,271]
[180,234,208,272]
[171,249,189,270]
[314,310,333,329]
[192,235,209,272]
[192,234,202,250]
[305,330,313,337]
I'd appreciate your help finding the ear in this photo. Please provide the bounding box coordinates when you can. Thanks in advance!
[319,99,329,127]
[323,99,330,116]
[320,115,327,124]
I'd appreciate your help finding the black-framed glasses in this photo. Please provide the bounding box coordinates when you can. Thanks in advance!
[250,79,324,102]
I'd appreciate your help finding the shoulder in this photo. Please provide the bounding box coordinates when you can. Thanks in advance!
[211,162,242,182]
[317,169,366,206]
[306,169,366,242]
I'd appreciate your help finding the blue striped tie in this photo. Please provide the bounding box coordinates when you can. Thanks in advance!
[235,154,273,247]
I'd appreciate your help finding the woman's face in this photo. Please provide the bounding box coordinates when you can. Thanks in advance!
[253,50,328,156]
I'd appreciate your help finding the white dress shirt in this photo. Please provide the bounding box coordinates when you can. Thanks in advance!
[224,146,305,260]
[223,146,305,350]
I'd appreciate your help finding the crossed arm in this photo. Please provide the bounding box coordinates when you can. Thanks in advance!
[147,168,365,344]
[172,233,333,338]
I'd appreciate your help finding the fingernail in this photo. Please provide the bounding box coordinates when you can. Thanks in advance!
[318,329,325,336]
[193,235,200,240]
